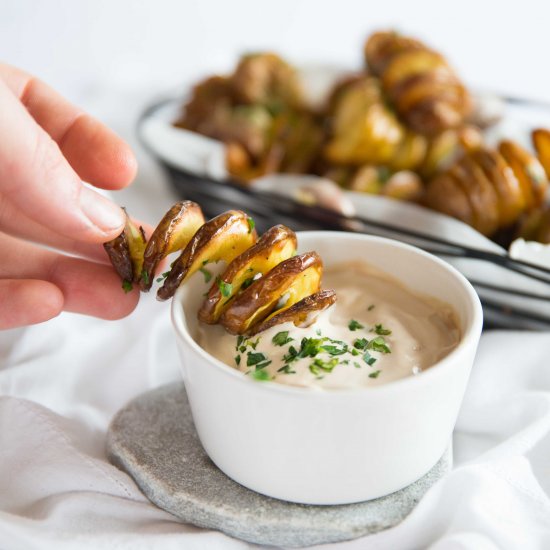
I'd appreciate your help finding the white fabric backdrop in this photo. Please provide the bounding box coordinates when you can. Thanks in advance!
[2,1,550,547]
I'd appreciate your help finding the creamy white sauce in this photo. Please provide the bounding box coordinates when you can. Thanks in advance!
[197,261,460,389]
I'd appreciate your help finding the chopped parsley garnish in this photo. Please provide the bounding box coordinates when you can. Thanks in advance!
[233,322,389,381]
[122,280,133,293]
[199,266,213,283]
[216,277,233,298]
[368,304,375,311]
[247,217,256,234]
[283,345,299,363]
[156,270,170,283]
[236,335,244,350]
[367,336,391,354]
[240,277,254,290]
[348,319,364,331]
[302,337,326,357]
[311,357,339,373]
[362,351,377,366]
[246,351,268,367]
[353,338,369,350]
[373,324,392,336]
[277,365,296,374]
[321,340,348,356]
[272,331,293,346]
[140,269,149,285]
[250,369,270,381]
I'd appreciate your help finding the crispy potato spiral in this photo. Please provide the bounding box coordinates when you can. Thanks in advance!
[324,76,467,176]
[425,138,549,236]
[365,31,471,135]
[104,201,336,335]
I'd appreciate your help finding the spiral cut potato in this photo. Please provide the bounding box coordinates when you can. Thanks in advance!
[425,136,549,236]
[324,76,471,178]
[104,201,336,335]
[365,31,471,135]
[174,53,324,182]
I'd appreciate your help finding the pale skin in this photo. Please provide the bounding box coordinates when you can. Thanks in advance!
[0,63,149,329]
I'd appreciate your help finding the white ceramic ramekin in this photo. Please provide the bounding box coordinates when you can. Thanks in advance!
[171,232,483,505]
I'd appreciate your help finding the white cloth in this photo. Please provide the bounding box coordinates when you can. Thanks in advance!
[1,298,550,549]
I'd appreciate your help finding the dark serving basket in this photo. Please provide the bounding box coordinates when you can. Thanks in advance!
[138,95,550,331]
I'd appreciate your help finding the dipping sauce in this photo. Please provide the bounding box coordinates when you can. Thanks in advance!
[197,261,461,389]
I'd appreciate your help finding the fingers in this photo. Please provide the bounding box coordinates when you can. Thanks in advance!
[0,233,140,322]
[0,78,125,242]
[0,193,154,264]
[0,63,137,190]
[0,280,64,330]
[0,192,110,263]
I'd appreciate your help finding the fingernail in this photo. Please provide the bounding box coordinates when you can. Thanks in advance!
[80,186,125,234]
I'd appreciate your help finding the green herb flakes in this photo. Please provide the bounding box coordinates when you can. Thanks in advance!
[216,277,233,298]
[247,217,256,234]
[272,331,293,346]
[283,345,299,363]
[156,270,170,283]
[367,336,391,354]
[277,365,296,374]
[236,335,244,350]
[368,304,375,311]
[234,355,241,366]
[368,370,381,379]
[240,277,254,290]
[122,280,133,293]
[250,369,270,381]
[373,323,392,336]
[353,338,369,350]
[348,319,364,331]
[140,269,149,285]
[321,340,348,356]
[311,357,339,373]
[246,352,267,367]
[199,266,213,283]
[362,351,377,366]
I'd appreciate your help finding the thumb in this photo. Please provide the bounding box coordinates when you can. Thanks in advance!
[0,79,124,243]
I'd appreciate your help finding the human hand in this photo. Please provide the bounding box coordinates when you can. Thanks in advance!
[0,63,144,329]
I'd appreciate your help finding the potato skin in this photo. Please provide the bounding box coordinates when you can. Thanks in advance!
[198,224,297,324]
[220,252,323,335]
[103,208,147,286]
[365,31,471,135]
[157,210,257,301]
[533,129,550,180]
[498,140,548,210]
[140,201,204,291]
[248,289,336,336]
[103,232,133,285]
[426,139,549,237]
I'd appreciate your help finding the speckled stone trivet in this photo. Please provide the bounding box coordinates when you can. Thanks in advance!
[107,383,451,547]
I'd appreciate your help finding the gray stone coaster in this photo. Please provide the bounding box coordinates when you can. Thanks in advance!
[107,383,451,547]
